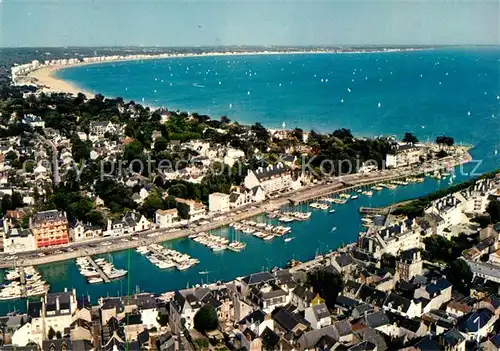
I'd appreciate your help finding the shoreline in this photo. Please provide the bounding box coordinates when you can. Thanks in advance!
[0,149,471,269]
[22,47,428,101]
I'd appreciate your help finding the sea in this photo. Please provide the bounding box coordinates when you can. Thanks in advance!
[1,48,499,313]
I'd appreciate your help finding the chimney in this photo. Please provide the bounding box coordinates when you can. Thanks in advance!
[56,295,60,311]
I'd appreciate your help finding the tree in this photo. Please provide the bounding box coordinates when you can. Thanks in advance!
[176,202,190,220]
[1,195,12,214]
[157,313,169,327]
[56,330,62,339]
[11,192,23,209]
[402,132,419,144]
[193,305,218,333]
[48,326,56,340]
[154,136,169,153]
[447,259,473,294]
[435,135,454,147]
[486,199,500,224]
[305,269,343,310]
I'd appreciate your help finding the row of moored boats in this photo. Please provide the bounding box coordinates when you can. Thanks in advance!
[0,266,49,300]
[137,244,199,271]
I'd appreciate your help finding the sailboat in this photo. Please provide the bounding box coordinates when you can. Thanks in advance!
[284,236,294,243]
[330,226,337,232]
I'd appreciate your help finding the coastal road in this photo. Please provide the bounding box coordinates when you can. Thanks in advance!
[0,149,470,269]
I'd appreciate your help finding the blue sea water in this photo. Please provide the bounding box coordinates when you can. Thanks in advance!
[1,48,499,313]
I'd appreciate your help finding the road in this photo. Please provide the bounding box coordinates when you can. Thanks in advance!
[0,148,470,269]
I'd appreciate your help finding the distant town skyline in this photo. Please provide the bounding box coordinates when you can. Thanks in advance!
[1,0,499,47]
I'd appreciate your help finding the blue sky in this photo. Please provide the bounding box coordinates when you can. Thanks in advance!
[1,0,498,47]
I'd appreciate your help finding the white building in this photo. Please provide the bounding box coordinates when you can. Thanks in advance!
[209,192,230,213]
[175,198,206,221]
[155,208,179,228]
[3,228,36,253]
[89,121,118,137]
[358,218,423,259]
[28,289,78,347]
[425,194,465,230]
[244,163,294,197]
[70,222,103,242]
[304,303,332,329]
[22,114,45,129]
[385,143,422,168]
[224,148,245,167]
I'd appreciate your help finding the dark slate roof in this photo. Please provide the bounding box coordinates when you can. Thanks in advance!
[365,311,390,329]
[335,295,359,309]
[299,326,339,349]
[358,285,387,307]
[412,336,443,351]
[42,338,74,351]
[27,300,42,318]
[101,297,125,313]
[336,254,355,267]
[352,304,374,316]
[312,303,330,320]
[252,163,289,181]
[459,308,494,333]
[242,271,275,286]
[425,278,452,297]
[238,309,266,325]
[333,320,352,337]
[443,328,465,347]
[490,333,500,348]
[272,308,307,332]
[348,341,377,351]
[344,280,362,296]
[384,293,412,313]
[293,286,316,302]
[261,327,280,349]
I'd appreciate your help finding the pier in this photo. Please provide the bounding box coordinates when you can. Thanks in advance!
[359,207,390,215]
[86,256,111,283]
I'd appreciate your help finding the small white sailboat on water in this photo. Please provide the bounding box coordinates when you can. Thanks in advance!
[331,226,337,232]
[284,237,294,243]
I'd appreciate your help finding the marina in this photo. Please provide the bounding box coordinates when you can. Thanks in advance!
[76,256,128,284]
[0,266,49,300]
[190,232,247,252]
[144,244,200,271]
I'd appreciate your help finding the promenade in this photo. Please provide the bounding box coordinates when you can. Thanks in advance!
[0,149,470,269]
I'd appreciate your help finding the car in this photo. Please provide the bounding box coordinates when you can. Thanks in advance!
[132,237,139,241]
[121,238,129,242]
[38,253,46,257]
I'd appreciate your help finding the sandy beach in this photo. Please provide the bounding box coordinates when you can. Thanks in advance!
[26,65,95,98]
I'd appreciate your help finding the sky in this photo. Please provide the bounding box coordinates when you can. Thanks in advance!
[1,0,499,47]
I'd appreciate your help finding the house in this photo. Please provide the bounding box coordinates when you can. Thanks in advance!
[155,209,179,228]
[70,221,102,242]
[248,283,289,314]
[458,308,497,341]
[414,278,452,312]
[304,303,332,329]
[238,309,274,337]
[3,228,36,253]
[441,328,466,351]
[209,192,230,213]
[89,121,118,137]
[297,325,339,350]
[383,293,422,318]
[424,195,464,230]
[105,211,152,236]
[224,148,245,167]
[240,271,276,295]
[28,289,78,346]
[22,114,45,128]
[30,210,69,248]
[244,163,293,197]
[271,307,309,339]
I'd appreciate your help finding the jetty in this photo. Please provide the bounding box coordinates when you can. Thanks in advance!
[359,207,390,215]
[86,256,111,283]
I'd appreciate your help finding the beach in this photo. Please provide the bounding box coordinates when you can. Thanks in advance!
[26,65,95,97]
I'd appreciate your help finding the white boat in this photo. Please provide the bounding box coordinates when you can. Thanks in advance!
[263,235,274,241]
[351,195,359,199]
[212,245,226,252]
[284,237,294,243]
[329,209,336,213]
[331,226,337,232]
[88,277,103,284]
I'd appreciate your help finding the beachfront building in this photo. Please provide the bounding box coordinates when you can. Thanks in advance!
[30,210,69,248]
[385,143,422,168]
[175,198,206,221]
[104,211,152,236]
[358,218,423,259]
[244,163,293,197]
[455,178,496,214]
[3,228,36,253]
[155,208,179,228]
[69,221,103,242]
[209,192,230,213]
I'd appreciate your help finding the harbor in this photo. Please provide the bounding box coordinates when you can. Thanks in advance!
[0,266,49,300]
[75,256,127,284]
[139,244,200,271]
